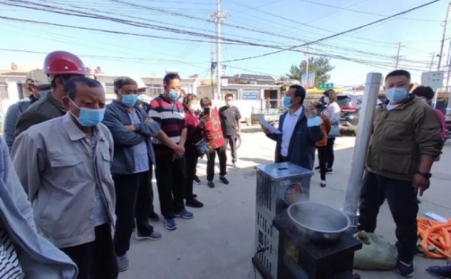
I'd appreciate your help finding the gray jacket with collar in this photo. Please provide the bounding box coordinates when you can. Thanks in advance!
[0,137,77,279]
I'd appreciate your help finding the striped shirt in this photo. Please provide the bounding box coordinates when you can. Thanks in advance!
[149,95,187,156]
[0,228,24,279]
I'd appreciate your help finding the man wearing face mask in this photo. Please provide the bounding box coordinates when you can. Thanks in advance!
[3,69,51,152]
[103,77,171,272]
[219,94,241,167]
[12,77,118,279]
[149,73,193,231]
[262,85,323,170]
[411,86,447,141]
[358,70,443,277]
[15,51,87,137]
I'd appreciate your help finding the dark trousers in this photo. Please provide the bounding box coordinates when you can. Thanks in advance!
[326,137,336,168]
[113,171,154,257]
[185,145,198,200]
[62,224,118,279]
[316,146,327,181]
[226,135,238,163]
[206,145,227,181]
[358,171,419,262]
[155,155,186,219]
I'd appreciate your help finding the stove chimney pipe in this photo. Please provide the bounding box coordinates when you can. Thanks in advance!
[343,72,382,233]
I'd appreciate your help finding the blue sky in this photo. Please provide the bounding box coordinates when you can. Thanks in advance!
[0,0,447,86]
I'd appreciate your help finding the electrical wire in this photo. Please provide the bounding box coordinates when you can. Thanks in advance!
[294,0,442,22]
[221,0,441,63]
[0,48,210,69]
[1,0,438,64]
[0,0,440,72]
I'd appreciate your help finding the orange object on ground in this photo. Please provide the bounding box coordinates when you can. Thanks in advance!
[417,217,451,259]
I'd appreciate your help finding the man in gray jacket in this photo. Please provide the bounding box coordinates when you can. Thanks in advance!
[15,51,86,136]
[0,137,77,278]
[3,69,50,151]
[12,77,118,279]
[103,77,181,272]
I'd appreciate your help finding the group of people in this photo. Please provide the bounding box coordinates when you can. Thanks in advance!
[262,70,447,278]
[0,50,242,279]
[0,50,448,279]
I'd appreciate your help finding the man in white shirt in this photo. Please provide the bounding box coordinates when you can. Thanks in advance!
[263,85,323,170]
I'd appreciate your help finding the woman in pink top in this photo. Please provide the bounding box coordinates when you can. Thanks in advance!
[412,86,446,140]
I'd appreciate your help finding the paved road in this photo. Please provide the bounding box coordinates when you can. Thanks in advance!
[120,132,451,279]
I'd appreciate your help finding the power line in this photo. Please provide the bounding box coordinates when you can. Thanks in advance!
[0,0,439,71]
[0,48,210,69]
[294,0,442,22]
[226,0,397,46]
[222,0,442,63]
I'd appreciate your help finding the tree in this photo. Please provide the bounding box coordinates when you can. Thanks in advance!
[286,56,334,86]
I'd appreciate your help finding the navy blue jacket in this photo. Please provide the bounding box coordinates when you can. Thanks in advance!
[103,100,159,175]
[267,107,324,170]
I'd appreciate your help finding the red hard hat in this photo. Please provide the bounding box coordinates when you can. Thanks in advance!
[44,51,87,76]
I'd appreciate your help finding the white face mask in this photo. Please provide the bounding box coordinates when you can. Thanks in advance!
[323,97,330,104]
[189,103,200,112]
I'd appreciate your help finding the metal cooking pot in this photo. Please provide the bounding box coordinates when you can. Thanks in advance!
[287,201,351,244]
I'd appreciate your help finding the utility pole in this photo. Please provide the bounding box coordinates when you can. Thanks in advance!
[305,51,309,89]
[211,0,227,100]
[430,52,436,72]
[395,42,402,69]
[438,1,451,71]
[210,39,215,99]
[446,40,451,90]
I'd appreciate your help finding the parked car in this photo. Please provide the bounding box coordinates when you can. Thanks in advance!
[337,95,360,135]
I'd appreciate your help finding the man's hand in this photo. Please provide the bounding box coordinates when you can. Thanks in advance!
[145,118,153,124]
[261,125,270,135]
[172,152,183,161]
[413,173,430,196]
[172,144,185,157]
[305,105,318,119]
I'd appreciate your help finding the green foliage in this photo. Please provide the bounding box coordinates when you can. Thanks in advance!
[287,56,335,86]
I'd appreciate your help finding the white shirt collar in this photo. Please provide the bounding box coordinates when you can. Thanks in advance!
[288,106,303,117]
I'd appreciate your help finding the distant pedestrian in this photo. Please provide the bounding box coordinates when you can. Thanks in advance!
[219,94,241,167]
[312,102,331,187]
[412,86,446,141]
[12,77,118,279]
[3,69,50,152]
[149,73,193,231]
[321,89,341,173]
[262,85,323,170]
[200,97,228,188]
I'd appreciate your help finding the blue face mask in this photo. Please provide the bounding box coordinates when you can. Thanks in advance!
[283,96,292,108]
[168,90,180,100]
[70,100,105,127]
[386,87,408,103]
[38,89,50,99]
[122,94,138,107]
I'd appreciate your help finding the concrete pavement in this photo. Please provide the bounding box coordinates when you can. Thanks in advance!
[119,132,451,279]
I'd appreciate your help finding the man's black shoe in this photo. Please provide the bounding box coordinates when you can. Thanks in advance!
[186,199,204,208]
[149,212,160,222]
[219,176,229,185]
[396,260,414,277]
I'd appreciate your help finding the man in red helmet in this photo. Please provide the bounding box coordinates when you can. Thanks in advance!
[15,51,87,137]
